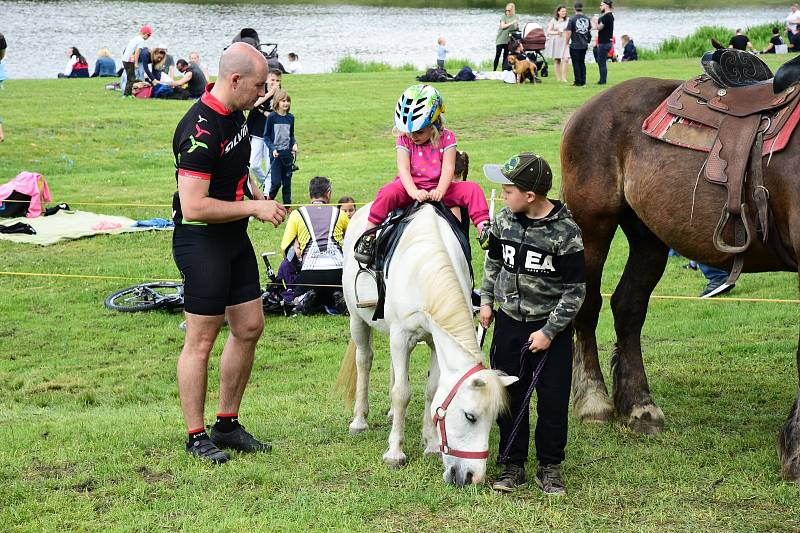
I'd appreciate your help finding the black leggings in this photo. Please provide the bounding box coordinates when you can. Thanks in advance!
[493,43,510,71]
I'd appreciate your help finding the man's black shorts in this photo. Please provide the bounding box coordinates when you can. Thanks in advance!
[172,223,261,316]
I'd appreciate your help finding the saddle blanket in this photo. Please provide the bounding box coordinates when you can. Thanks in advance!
[642,94,800,155]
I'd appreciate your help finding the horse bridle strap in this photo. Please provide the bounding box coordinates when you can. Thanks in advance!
[433,363,489,460]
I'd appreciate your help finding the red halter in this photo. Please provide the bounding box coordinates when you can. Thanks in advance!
[432,363,490,460]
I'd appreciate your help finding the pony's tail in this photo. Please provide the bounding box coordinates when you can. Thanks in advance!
[334,339,357,406]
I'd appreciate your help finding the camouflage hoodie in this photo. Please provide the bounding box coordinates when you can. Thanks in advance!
[480,200,586,339]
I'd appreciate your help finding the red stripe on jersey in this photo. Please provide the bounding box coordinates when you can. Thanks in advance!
[235,174,247,200]
[178,168,211,181]
[201,84,232,116]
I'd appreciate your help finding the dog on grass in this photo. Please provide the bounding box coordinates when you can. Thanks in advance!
[508,54,539,84]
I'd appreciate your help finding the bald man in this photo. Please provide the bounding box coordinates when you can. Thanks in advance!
[171,42,287,463]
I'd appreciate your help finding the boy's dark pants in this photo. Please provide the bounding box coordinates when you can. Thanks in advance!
[268,152,294,204]
[490,310,573,467]
[122,61,136,96]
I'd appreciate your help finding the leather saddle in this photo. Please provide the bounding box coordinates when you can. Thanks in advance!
[360,201,472,320]
[663,51,800,282]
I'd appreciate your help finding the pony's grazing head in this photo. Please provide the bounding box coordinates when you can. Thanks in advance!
[434,368,518,486]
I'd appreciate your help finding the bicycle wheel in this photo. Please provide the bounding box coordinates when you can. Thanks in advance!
[105,282,183,312]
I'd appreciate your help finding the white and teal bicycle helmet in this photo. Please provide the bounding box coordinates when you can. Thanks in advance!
[394,84,445,133]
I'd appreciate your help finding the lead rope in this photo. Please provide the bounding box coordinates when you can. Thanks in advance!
[498,340,550,464]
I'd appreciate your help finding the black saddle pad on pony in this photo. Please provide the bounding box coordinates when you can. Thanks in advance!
[373,201,473,281]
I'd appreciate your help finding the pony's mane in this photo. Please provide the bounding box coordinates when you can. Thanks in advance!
[397,206,483,361]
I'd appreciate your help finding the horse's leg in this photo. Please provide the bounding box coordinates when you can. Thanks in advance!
[422,341,441,457]
[572,215,617,424]
[383,331,412,468]
[779,330,800,483]
[386,362,395,423]
[610,211,668,434]
[349,315,374,435]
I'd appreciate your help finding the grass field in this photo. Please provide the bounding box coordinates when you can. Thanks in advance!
[1,57,800,531]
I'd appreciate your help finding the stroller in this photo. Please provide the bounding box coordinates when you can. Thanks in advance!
[512,22,549,78]
[230,28,285,72]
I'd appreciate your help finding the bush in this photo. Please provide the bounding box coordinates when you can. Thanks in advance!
[639,22,783,59]
[332,56,416,73]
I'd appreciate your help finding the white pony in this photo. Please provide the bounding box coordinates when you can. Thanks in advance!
[337,203,517,486]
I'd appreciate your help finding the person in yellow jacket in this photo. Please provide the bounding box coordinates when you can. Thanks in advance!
[280,176,349,314]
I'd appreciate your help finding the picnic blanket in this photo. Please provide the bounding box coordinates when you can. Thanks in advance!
[0,210,162,245]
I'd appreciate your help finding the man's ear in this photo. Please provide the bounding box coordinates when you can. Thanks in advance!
[230,72,241,88]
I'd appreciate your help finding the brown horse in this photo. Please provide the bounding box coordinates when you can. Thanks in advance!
[561,77,800,482]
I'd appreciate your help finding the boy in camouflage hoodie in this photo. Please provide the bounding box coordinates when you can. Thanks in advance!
[480,153,586,495]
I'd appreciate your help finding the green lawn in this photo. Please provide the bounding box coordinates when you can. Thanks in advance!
[1,57,800,531]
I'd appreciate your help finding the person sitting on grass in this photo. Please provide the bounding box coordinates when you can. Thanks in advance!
[353,84,491,265]
[91,48,117,77]
[57,47,89,78]
[621,34,638,61]
[280,176,349,315]
[338,196,356,219]
[762,27,785,54]
[728,28,755,52]
[154,58,207,98]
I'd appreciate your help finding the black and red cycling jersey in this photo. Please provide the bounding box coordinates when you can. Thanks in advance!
[171,84,252,229]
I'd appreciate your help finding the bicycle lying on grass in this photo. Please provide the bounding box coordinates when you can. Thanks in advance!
[105,253,290,315]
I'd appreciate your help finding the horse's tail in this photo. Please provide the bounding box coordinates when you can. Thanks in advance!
[334,339,357,406]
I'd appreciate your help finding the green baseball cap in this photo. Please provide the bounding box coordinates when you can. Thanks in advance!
[483,152,553,194]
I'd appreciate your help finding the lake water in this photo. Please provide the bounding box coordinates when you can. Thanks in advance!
[0,0,788,79]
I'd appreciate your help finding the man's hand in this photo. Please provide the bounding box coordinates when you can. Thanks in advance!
[413,189,429,202]
[252,200,287,227]
[291,144,298,154]
[272,150,279,158]
[527,330,552,352]
[479,305,494,330]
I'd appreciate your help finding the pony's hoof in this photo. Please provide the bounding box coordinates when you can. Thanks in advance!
[349,421,369,436]
[626,404,665,435]
[575,390,614,424]
[383,451,407,469]
[423,446,441,459]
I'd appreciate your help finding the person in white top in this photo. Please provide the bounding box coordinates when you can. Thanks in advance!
[787,3,800,40]
[545,5,570,82]
[121,25,152,97]
[286,52,302,74]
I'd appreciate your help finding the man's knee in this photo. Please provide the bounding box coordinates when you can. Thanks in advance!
[229,313,264,343]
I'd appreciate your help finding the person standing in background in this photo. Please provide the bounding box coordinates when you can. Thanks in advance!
[0,32,6,142]
[494,3,520,71]
[436,37,448,70]
[593,0,614,85]
[563,2,591,86]
[545,5,570,82]
[248,68,282,192]
[121,25,152,97]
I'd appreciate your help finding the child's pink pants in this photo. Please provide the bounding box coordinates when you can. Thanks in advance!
[368,178,490,226]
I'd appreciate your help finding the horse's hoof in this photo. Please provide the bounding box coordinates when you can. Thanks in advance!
[349,422,368,436]
[575,389,614,424]
[386,410,394,423]
[383,451,407,469]
[626,404,665,435]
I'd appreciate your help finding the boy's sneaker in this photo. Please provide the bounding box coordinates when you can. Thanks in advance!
[210,425,272,453]
[353,233,376,265]
[535,463,566,495]
[492,463,526,492]
[186,436,230,464]
[477,222,491,250]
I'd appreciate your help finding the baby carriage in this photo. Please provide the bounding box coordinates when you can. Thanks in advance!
[230,28,278,61]
[516,22,549,78]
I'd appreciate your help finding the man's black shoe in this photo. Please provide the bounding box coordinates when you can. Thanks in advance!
[210,425,272,453]
[535,463,566,495]
[492,463,526,492]
[186,436,230,464]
